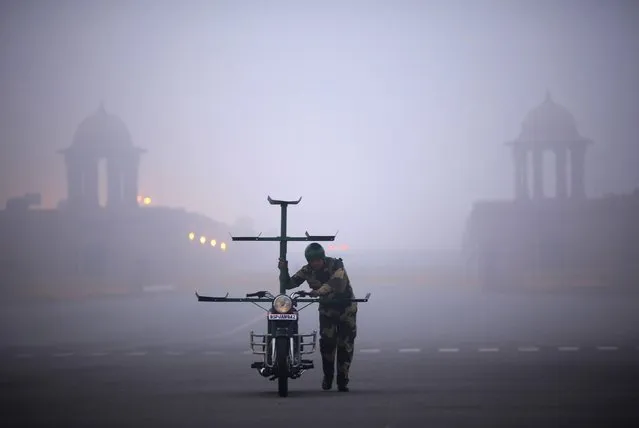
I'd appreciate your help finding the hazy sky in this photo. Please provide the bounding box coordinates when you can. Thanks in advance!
[1,0,638,249]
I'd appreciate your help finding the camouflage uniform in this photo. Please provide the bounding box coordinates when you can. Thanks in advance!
[283,256,357,388]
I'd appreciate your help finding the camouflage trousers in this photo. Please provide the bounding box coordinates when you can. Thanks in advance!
[318,303,357,383]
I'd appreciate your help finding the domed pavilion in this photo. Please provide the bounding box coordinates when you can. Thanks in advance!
[506,92,593,200]
[463,93,639,290]
[58,103,145,210]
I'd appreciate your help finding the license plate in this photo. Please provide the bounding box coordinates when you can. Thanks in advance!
[268,313,297,321]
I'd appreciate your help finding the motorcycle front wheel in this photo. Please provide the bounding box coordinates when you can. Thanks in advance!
[275,336,289,397]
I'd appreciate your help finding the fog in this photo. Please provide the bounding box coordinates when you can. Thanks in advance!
[1,1,639,392]
[1,0,638,250]
[2,282,639,354]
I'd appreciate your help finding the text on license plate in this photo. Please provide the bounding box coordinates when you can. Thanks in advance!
[268,313,297,320]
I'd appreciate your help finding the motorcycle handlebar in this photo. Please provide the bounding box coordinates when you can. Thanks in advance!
[246,291,269,298]
[242,290,370,302]
[196,290,371,303]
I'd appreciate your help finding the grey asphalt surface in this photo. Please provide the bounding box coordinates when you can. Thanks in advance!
[2,286,639,427]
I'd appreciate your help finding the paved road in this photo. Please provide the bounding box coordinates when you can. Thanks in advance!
[2,287,639,426]
[3,343,639,427]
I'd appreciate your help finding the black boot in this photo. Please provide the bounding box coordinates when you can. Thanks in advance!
[336,374,349,392]
[322,375,333,390]
[322,358,334,390]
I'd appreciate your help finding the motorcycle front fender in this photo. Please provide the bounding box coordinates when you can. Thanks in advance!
[274,327,291,337]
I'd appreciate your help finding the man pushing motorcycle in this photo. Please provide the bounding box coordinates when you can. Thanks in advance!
[278,242,357,392]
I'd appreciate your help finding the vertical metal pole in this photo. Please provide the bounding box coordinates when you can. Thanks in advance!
[279,203,288,294]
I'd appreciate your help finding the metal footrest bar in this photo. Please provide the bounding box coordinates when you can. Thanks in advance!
[299,331,317,355]
[249,331,270,355]
[249,330,318,355]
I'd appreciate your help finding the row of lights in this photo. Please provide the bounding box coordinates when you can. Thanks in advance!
[188,232,227,251]
[133,196,228,251]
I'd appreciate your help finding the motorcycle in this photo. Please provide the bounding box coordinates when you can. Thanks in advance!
[195,288,370,397]
[195,195,370,397]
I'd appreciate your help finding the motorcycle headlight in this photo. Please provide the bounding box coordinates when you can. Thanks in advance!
[272,294,293,314]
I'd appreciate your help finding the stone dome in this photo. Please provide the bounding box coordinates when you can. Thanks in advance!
[71,103,133,151]
[518,92,582,142]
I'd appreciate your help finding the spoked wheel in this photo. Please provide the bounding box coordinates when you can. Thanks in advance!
[275,337,289,397]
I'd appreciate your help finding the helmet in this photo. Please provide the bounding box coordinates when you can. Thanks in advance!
[304,243,325,262]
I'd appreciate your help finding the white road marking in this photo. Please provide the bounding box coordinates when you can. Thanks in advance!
[596,346,618,351]
[21,342,639,359]
[558,346,579,352]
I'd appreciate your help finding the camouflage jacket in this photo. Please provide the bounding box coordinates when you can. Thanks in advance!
[282,257,356,314]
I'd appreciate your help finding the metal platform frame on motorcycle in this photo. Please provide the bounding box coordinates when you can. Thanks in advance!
[195,196,370,397]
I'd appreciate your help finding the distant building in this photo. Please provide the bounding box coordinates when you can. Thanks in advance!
[464,93,639,290]
[0,105,246,299]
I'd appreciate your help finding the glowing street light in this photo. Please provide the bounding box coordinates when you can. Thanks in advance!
[137,195,152,206]
[199,236,206,244]
[220,242,227,251]
[188,232,195,240]
[210,239,217,247]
